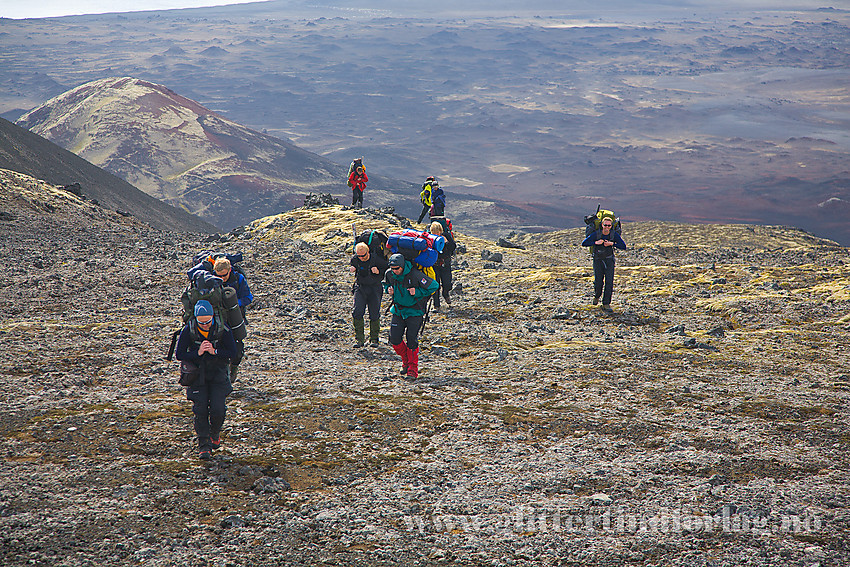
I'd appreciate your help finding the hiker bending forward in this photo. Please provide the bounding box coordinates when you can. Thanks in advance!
[581,218,626,310]
[349,242,389,347]
[175,299,238,460]
[383,254,439,378]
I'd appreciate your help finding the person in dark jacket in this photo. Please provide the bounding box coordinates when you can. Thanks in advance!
[213,256,252,381]
[428,220,455,312]
[349,242,389,347]
[383,254,439,378]
[581,217,627,310]
[348,164,368,209]
[429,182,446,218]
[175,300,238,460]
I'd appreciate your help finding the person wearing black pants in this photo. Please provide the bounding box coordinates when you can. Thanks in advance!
[428,220,455,311]
[384,254,439,378]
[175,300,238,460]
[581,218,626,310]
[349,242,388,347]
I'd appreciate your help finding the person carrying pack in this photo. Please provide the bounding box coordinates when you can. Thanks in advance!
[349,241,389,347]
[175,300,238,460]
[581,208,626,311]
[428,219,456,312]
[384,253,439,378]
[430,182,446,218]
[347,158,368,209]
[417,176,436,224]
[187,252,252,381]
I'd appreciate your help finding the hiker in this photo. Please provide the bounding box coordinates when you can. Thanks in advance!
[430,182,446,218]
[349,241,389,347]
[428,220,455,312]
[212,256,252,380]
[384,253,439,378]
[581,216,627,310]
[348,161,368,209]
[417,176,436,224]
[175,300,238,460]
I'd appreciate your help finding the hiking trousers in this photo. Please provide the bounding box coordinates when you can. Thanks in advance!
[352,189,363,208]
[187,365,233,450]
[353,283,383,321]
[389,314,423,351]
[432,261,452,309]
[593,256,616,305]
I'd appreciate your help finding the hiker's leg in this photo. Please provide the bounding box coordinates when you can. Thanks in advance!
[389,314,409,373]
[592,258,605,301]
[208,368,233,441]
[602,257,615,305]
[442,262,453,302]
[187,384,211,450]
[404,315,424,352]
[432,268,441,310]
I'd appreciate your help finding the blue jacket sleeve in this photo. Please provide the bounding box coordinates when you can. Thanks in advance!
[236,274,253,307]
[174,325,199,362]
[612,232,626,250]
[581,231,598,247]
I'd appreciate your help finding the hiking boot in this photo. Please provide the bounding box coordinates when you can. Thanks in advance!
[592,296,600,306]
[406,347,419,379]
[392,342,409,375]
[199,449,211,460]
[368,320,380,347]
[210,434,221,450]
[353,317,365,348]
[229,364,239,382]
[601,304,612,312]
[444,295,451,306]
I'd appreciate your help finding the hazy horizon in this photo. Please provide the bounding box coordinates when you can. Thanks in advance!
[0,0,267,20]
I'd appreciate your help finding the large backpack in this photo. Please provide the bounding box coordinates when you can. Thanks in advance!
[387,229,446,267]
[430,185,446,217]
[584,206,622,255]
[347,158,364,187]
[355,229,389,258]
[191,251,247,281]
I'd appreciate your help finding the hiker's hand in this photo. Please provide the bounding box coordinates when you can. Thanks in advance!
[387,286,393,295]
[408,287,416,295]
[199,341,214,355]
[371,266,379,274]
[603,240,613,247]
[349,266,356,273]
[595,239,604,245]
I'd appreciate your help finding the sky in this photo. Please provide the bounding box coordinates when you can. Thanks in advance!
[0,1,266,19]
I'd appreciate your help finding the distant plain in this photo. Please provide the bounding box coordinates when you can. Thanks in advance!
[1,0,848,241]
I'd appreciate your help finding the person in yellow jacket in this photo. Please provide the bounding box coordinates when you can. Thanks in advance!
[417,176,435,224]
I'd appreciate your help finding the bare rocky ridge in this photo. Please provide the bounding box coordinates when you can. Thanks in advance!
[1,178,848,566]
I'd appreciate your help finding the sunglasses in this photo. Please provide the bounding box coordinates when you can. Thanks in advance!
[391,265,403,270]
[356,253,368,258]
[197,317,213,325]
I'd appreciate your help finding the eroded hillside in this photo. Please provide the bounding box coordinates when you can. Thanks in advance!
[0,180,848,566]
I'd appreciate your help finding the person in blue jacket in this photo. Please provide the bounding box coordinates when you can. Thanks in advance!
[581,217,626,310]
[383,254,439,378]
[175,300,238,460]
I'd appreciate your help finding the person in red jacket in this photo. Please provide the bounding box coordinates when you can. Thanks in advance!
[348,163,368,209]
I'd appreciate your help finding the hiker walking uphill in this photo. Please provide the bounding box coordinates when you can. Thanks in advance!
[349,241,389,347]
[428,219,456,312]
[384,253,439,378]
[187,253,253,382]
[581,212,626,311]
[175,300,238,460]
[417,176,436,224]
[347,158,368,209]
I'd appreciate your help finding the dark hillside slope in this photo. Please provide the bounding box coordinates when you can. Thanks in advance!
[0,117,216,233]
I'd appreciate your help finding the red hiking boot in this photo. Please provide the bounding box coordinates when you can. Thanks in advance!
[392,342,409,375]
[406,347,419,379]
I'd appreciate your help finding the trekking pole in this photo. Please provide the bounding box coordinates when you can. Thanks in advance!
[420,295,434,335]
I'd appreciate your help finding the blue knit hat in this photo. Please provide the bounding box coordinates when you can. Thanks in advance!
[194,300,214,319]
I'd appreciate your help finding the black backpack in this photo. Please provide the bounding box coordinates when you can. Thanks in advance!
[355,229,389,258]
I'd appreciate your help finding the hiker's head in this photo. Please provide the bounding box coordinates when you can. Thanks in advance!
[354,242,370,260]
[601,218,614,233]
[194,300,214,327]
[214,257,231,279]
[356,166,363,174]
[389,254,405,273]
[429,222,443,236]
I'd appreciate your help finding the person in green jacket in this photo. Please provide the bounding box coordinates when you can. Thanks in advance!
[383,253,439,378]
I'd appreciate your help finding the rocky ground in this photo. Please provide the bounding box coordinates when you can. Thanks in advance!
[1,172,848,566]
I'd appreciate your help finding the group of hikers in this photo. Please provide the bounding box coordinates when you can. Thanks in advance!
[174,160,626,460]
